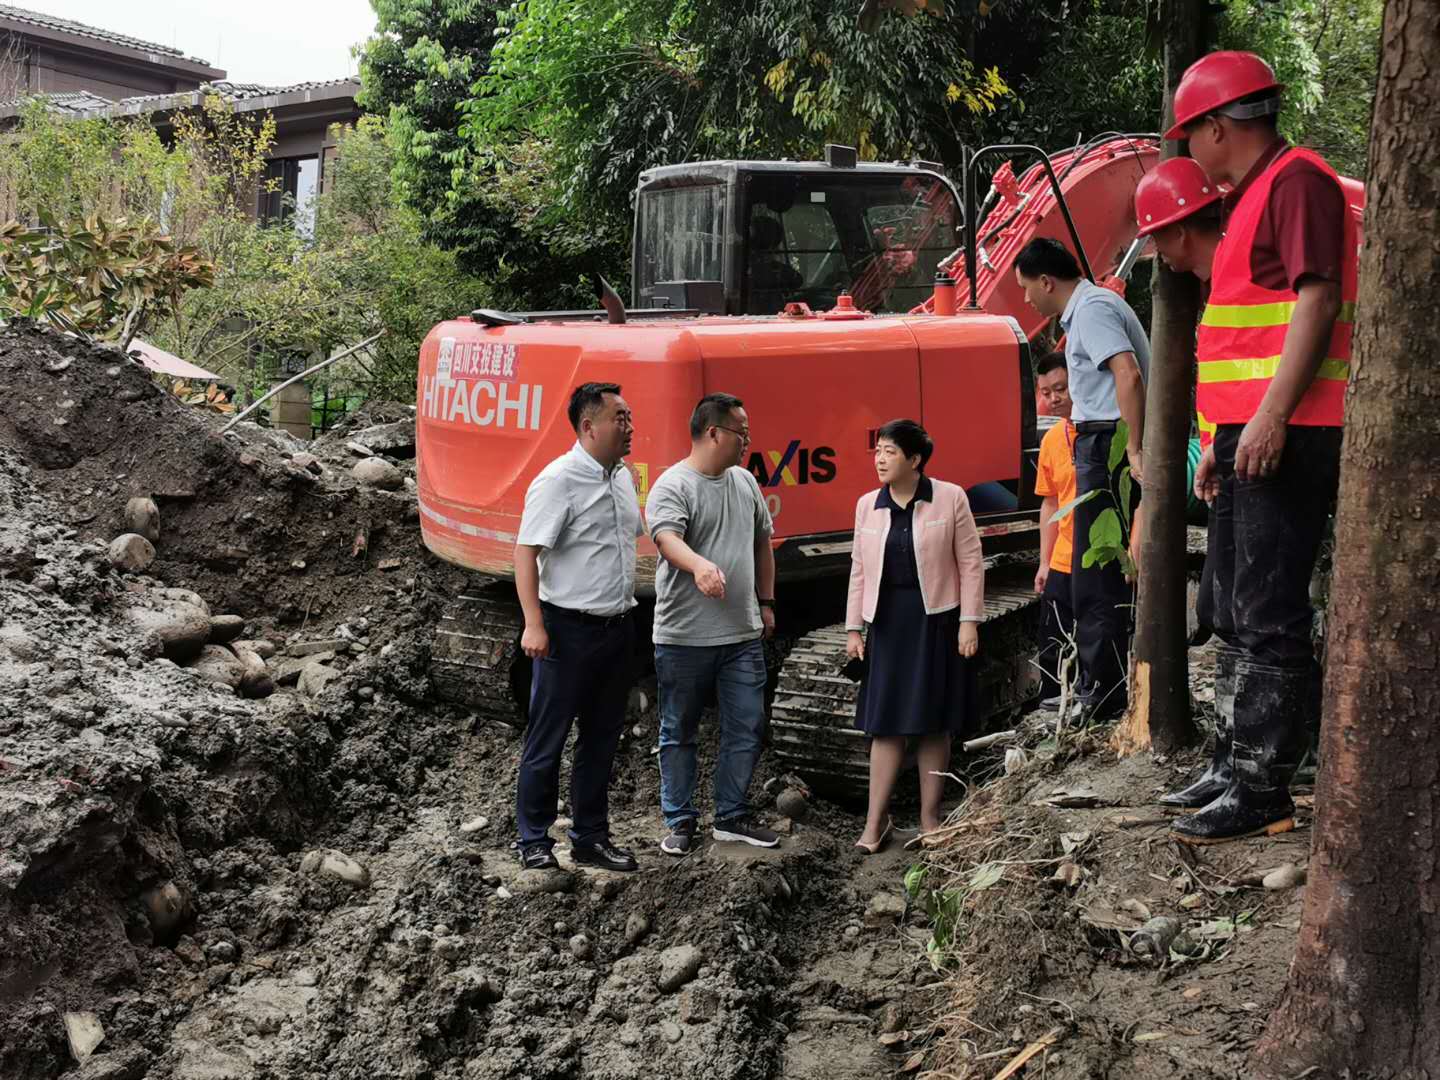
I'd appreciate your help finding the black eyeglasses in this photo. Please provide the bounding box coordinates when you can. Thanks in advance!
[714,425,751,443]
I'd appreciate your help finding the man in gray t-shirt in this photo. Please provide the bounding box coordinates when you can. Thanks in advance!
[648,393,779,856]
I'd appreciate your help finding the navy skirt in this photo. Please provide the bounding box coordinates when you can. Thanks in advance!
[854,584,978,738]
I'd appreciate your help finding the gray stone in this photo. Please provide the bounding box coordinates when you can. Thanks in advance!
[309,849,369,888]
[274,652,336,686]
[0,623,40,662]
[237,638,277,660]
[865,892,906,927]
[345,440,375,457]
[1263,863,1307,890]
[189,645,246,690]
[208,615,245,644]
[288,639,346,657]
[678,985,720,1024]
[624,913,651,946]
[141,881,189,938]
[435,936,466,960]
[353,457,402,490]
[229,643,274,700]
[350,420,415,456]
[298,663,340,698]
[657,945,703,993]
[291,453,323,474]
[107,534,155,573]
[659,1021,684,1044]
[124,497,161,542]
[460,816,489,834]
[124,595,210,662]
[776,788,810,822]
[513,869,576,896]
[63,1011,105,1064]
[569,934,592,960]
[67,1044,149,1080]
[291,969,319,987]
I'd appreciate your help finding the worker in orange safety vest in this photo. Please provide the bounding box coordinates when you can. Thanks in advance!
[1146,52,1359,846]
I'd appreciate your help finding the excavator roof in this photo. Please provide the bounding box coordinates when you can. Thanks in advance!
[638,157,948,184]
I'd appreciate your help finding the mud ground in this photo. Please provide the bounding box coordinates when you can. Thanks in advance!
[0,325,1307,1079]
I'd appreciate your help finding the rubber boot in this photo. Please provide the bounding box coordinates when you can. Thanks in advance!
[1291,660,1324,787]
[1171,658,1309,845]
[1159,645,1239,810]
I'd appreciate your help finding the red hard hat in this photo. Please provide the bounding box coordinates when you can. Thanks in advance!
[1164,51,1283,139]
[1134,158,1222,236]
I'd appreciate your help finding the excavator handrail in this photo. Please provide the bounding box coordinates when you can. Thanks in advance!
[962,143,1095,308]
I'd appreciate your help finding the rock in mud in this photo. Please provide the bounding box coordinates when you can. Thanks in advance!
[865,892,906,926]
[776,787,810,822]
[230,642,275,699]
[570,933,593,960]
[298,662,340,698]
[304,849,371,888]
[236,638,277,660]
[63,1011,105,1064]
[657,945,704,992]
[107,533,155,573]
[141,880,190,939]
[514,868,575,896]
[1263,862,1307,890]
[289,638,346,657]
[624,912,651,946]
[189,645,246,690]
[67,1044,150,1080]
[124,592,211,661]
[460,815,489,834]
[208,614,245,644]
[351,420,415,456]
[1129,916,1181,960]
[353,457,402,491]
[123,496,161,541]
[274,652,336,686]
[679,985,720,1023]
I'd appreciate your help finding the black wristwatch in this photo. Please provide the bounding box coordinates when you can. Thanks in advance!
[757,598,775,608]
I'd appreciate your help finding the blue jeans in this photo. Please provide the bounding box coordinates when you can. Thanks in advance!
[655,638,767,828]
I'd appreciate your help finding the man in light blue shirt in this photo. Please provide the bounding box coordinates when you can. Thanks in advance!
[513,382,643,874]
[1015,238,1149,723]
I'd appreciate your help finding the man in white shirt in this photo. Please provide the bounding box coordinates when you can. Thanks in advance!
[513,382,642,873]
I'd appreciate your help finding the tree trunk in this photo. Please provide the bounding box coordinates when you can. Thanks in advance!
[1254,1,1440,1073]
[1114,0,1204,755]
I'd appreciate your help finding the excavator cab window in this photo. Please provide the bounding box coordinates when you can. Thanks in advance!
[634,182,727,311]
[741,171,958,315]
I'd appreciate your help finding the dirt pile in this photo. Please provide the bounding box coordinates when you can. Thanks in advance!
[0,325,950,1080]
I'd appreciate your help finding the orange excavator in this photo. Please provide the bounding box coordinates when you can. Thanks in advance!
[413,136,1361,798]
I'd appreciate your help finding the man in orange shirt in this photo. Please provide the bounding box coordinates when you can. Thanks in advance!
[1033,352,1077,710]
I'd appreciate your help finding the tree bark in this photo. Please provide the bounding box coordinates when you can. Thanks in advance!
[1254,1,1440,1074]
[1115,0,1204,755]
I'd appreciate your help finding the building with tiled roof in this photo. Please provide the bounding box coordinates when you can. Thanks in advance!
[0,5,363,229]
[0,2,225,101]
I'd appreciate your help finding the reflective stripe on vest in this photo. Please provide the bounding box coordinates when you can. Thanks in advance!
[1195,146,1358,430]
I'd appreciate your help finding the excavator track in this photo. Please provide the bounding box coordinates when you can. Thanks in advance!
[770,575,1041,801]
[429,584,528,729]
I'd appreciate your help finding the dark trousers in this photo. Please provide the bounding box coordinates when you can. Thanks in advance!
[1037,568,1075,699]
[1206,424,1341,668]
[1073,427,1137,713]
[515,605,633,848]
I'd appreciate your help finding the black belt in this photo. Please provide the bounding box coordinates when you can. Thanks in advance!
[1074,420,1120,434]
[541,602,631,628]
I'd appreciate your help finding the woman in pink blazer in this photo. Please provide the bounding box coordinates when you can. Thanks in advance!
[845,419,985,853]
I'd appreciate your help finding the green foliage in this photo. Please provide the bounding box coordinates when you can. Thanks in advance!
[0,93,484,405]
[1051,421,1136,576]
[0,213,213,345]
[363,0,1009,308]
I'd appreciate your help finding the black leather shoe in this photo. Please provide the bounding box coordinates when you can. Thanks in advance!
[518,842,559,871]
[570,838,638,873]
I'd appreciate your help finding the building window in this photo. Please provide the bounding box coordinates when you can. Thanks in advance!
[258,156,319,237]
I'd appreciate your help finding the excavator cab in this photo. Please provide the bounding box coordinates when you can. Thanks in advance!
[632,150,961,316]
